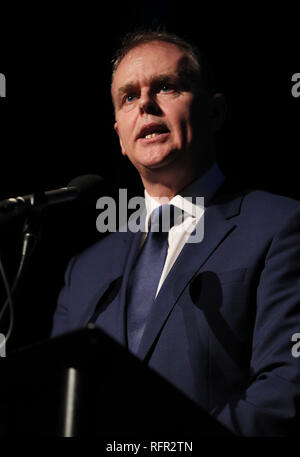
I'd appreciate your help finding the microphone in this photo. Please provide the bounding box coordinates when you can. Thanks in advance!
[0,174,104,228]
[0,175,105,327]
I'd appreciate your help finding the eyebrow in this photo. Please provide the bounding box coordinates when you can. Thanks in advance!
[117,73,181,99]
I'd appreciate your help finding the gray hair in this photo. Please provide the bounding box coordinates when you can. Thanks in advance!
[111,29,216,95]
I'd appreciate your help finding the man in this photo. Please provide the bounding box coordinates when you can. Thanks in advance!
[51,30,300,435]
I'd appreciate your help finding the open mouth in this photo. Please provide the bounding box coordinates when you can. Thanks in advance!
[144,132,164,139]
[137,122,170,141]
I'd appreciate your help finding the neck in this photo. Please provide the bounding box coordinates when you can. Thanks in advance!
[141,154,215,200]
[142,174,194,200]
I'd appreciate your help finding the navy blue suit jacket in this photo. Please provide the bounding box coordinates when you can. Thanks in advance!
[51,186,300,436]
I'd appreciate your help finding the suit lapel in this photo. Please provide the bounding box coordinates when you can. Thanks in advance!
[136,191,244,360]
[115,219,146,345]
[93,228,143,346]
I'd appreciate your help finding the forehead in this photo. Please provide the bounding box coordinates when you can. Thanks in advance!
[111,41,186,94]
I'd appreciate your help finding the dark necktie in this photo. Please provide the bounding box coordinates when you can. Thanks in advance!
[126,204,176,354]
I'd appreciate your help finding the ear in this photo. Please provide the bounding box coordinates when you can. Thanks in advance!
[209,93,227,133]
[114,121,127,156]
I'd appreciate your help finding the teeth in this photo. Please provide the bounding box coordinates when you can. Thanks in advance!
[145,133,158,139]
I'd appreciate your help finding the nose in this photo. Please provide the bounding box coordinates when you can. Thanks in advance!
[139,90,162,116]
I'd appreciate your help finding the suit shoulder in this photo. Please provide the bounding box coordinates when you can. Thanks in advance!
[235,189,300,237]
[242,189,300,218]
[70,230,133,276]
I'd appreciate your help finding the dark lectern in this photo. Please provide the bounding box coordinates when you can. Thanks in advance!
[0,326,231,437]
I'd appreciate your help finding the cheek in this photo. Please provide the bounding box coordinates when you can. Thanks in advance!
[165,98,195,135]
[168,110,194,146]
[117,113,137,144]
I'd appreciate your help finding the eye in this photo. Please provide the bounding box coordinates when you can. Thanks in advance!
[159,84,173,93]
[124,93,137,104]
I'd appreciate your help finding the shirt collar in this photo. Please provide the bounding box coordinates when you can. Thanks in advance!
[144,162,225,229]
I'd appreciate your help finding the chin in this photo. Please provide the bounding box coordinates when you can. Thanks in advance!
[139,148,180,170]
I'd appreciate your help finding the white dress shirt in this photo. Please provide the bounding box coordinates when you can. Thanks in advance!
[143,162,225,296]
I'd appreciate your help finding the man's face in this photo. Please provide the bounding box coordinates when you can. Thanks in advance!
[111,41,210,178]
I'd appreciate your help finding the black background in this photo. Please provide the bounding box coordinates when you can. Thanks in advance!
[0,1,299,351]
